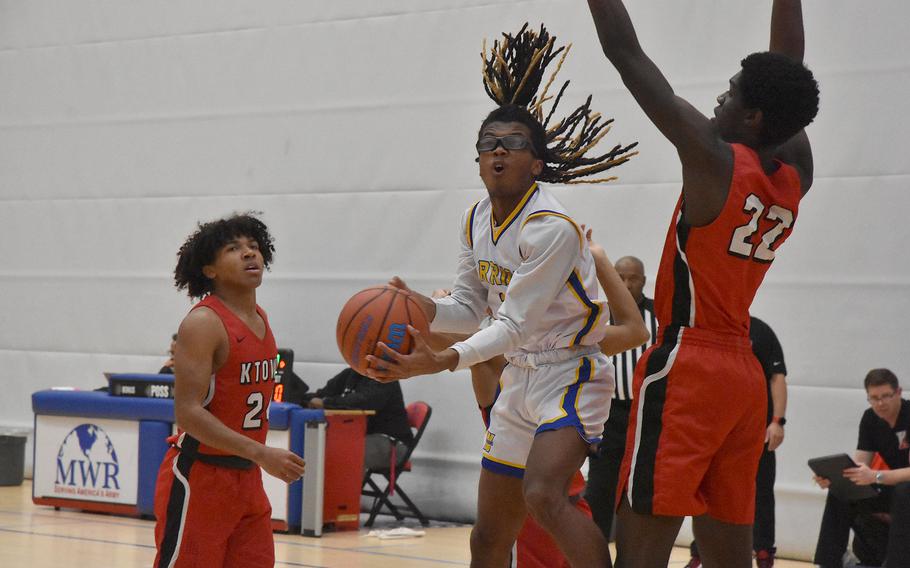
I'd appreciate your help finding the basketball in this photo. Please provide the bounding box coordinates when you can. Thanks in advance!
[336,285,431,375]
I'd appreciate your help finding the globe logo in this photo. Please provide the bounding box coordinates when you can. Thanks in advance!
[55,423,121,495]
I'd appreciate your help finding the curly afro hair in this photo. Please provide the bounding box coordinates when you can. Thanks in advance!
[174,212,275,299]
[739,52,819,146]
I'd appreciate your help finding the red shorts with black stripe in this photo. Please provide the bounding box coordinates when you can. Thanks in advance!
[618,326,766,524]
[153,447,274,568]
[515,483,591,568]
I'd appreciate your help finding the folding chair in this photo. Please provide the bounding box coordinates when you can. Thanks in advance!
[361,401,432,527]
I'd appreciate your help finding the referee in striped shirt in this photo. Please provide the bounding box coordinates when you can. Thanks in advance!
[586,255,659,541]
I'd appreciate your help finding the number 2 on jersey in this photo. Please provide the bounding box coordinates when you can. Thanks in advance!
[243,391,265,429]
[728,193,794,263]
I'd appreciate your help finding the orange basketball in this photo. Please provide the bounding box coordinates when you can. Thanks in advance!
[336,285,431,375]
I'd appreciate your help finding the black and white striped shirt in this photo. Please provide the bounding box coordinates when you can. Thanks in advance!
[610,297,658,401]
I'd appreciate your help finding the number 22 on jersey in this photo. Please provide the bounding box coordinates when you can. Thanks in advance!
[728,192,794,263]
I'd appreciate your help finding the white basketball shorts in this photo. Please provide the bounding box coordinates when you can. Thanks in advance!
[481,345,614,478]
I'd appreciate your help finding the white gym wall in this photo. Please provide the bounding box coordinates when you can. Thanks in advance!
[1,1,908,559]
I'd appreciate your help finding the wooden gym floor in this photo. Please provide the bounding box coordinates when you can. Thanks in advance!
[0,481,813,567]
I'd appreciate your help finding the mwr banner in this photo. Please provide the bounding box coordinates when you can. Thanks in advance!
[34,416,139,505]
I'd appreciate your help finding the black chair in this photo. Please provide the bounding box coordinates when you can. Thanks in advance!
[361,401,432,527]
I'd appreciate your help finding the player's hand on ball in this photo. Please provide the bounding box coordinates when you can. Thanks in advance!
[387,276,437,322]
[365,325,458,381]
[388,276,412,291]
[259,446,306,484]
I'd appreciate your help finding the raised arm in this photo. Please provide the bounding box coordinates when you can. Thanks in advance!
[770,0,805,62]
[586,0,731,225]
[586,0,718,151]
[770,0,814,193]
[583,228,649,356]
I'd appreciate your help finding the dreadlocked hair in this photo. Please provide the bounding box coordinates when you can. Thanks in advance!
[481,23,638,184]
[174,212,275,299]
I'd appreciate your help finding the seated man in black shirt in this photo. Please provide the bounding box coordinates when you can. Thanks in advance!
[813,368,910,567]
[307,367,414,471]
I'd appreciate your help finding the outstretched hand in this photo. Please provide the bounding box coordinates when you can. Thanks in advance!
[388,276,412,292]
[365,325,458,382]
[580,224,609,267]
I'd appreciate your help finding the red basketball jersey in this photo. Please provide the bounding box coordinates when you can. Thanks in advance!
[176,294,278,456]
[654,144,802,336]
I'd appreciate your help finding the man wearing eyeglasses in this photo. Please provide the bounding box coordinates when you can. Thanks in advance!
[813,368,910,568]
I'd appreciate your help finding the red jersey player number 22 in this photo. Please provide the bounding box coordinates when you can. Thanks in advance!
[727,193,795,263]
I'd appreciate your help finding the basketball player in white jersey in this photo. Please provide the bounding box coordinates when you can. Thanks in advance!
[368,105,644,567]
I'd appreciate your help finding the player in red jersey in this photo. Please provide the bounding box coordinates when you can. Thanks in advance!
[587,1,819,566]
[153,213,306,568]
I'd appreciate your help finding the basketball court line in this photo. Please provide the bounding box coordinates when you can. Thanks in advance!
[275,536,471,566]
[2,483,815,567]
[0,525,156,549]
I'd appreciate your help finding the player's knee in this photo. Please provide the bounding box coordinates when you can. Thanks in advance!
[522,478,562,525]
[470,523,510,554]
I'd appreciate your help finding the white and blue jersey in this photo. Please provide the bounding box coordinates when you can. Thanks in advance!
[433,182,614,476]
[434,182,609,366]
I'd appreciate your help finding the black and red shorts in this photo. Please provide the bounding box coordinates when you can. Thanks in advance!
[618,326,766,524]
[153,446,274,568]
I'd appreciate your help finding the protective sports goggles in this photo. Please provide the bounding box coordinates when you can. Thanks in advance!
[475,134,537,155]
